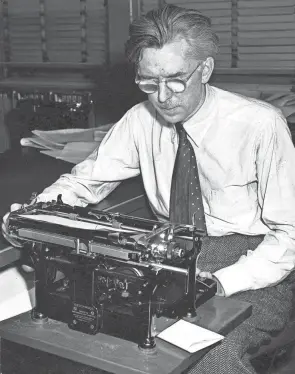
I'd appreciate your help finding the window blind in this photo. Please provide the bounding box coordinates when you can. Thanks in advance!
[141,0,233,68]
[45,0,107,64]
[0,0,107,65]
[140,0,295,72]
[0,3,4,67]
[6,0,43,63]
[45,0,82,63]
[237,0,295,69]
[86,0,107,64]
[141,0,161,14]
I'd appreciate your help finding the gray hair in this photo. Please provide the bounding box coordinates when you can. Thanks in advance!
[125,4,219,65]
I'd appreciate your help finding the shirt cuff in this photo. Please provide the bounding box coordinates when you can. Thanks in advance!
[213,263,254,297]
[212,275,225,296]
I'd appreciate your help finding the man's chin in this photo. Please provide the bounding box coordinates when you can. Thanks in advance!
[157,108,185,124]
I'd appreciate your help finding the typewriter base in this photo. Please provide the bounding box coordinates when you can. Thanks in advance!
[32,268,216,349]
[34,302,151,347]
[0,297,252,374]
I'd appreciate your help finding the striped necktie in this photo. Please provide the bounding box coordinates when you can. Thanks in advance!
[169,123,207,232]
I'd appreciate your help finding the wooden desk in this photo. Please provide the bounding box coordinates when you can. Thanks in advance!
[0,150,252,373]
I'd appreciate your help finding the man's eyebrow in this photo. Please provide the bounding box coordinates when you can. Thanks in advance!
[138,71,187,79]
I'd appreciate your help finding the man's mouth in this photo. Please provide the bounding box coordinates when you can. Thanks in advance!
[160,106,179,111]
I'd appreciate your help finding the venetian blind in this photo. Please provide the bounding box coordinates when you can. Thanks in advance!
[45,0,107,64]
[0,2,4,67]
[160,0,232,68]
[0,0,107,65]
[237,0,295,69]
[6,0,43,62]
[140,0,295,71]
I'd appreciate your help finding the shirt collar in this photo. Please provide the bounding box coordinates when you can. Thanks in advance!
[182,84,216,147]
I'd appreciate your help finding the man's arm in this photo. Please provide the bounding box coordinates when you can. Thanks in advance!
[214,111,295,297]
[37,107,141,206]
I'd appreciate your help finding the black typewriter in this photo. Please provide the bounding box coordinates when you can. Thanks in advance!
[7,195,216,350]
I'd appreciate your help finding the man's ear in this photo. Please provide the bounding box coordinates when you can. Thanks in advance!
[201,57,214,84]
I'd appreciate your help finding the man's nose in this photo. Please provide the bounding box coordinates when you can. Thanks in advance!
[157,82,173,103]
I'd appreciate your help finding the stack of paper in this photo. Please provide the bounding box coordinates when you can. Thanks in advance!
[20,123,113,164]
[157,319,224,353]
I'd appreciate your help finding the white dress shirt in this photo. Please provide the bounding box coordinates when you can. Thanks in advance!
[38,85,295,297]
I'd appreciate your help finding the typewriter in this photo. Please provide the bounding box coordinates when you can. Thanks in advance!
[7,195,216,350]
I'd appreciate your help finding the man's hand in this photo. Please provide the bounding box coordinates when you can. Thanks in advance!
[2,203,35,273]
[2,203,24,248]
[197,270,226,297]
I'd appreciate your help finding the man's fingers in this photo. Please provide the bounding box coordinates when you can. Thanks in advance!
[1,222,6,234]
[2,203,24,248]
[21,265,35,273]
[1,223,23,248]
[3,203,24,225]
[3,212,9,225]
[10,203,23,212]
[199,271,213,279]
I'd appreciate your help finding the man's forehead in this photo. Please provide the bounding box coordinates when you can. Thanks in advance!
[138,41,193,77]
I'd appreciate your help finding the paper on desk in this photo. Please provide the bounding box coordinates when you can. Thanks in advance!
[0,266,35,321]
[33,128,96,144]
[20,136,64,150]
[41,141,99,164]
[33,123,113,144]
[157,319,224,353]
[21,124,114,164]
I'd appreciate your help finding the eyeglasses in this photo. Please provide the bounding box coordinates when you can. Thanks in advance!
[135,61,203,94]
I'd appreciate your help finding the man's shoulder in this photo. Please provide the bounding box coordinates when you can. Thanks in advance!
[211,85,283,121]
[113,101,158,139]
[127,100,156,118]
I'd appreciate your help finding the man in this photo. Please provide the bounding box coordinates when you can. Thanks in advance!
[2,5,295,374]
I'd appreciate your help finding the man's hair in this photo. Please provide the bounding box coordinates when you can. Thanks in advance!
[125,4,219,65]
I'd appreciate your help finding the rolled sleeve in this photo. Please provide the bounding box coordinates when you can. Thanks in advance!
[37,106,141,206]
[215,111,295,296]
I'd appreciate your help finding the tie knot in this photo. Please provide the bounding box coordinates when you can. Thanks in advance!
[175,122,184,132]
[175,122,187,141]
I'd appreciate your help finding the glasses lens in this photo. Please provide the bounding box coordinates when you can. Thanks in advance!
[166,80,186,93]
[138,82,158,94]
[137,79,186,93]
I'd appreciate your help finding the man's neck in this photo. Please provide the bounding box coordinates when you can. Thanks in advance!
[182,84,207,124]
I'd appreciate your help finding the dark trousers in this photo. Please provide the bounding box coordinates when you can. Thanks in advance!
[186,234,293,374]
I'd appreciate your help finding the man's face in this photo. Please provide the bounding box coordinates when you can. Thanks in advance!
[137,39,207,124]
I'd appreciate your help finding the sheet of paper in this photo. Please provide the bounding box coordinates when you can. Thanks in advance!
[19,214,135,233]
[40,150,83,164]
[0,266,35,321]
[157,319,224,353]
[40,141,99,164]
[20,136,65,150]
[33,128,95,144]
[33,125,113,144]
[61,141,98,158]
